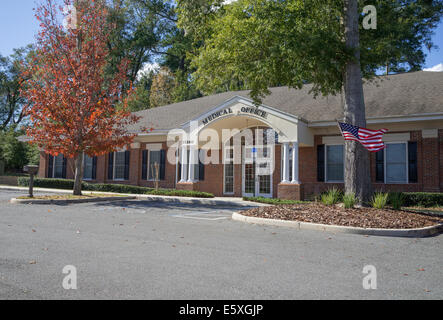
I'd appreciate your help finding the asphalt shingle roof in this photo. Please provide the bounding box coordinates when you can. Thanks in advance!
[130,71,443,132]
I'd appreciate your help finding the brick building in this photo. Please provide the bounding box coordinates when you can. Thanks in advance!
[38,71,443,199]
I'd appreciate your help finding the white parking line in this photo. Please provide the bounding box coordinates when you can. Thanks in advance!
[172,215,229,221]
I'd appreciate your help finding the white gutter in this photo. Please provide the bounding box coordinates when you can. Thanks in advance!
[308,113,443,127]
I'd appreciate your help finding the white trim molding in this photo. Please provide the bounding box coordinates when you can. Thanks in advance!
[146,143,162,151]
[383,133,410,142]
[322,136,344,145]
[322,133,411,144]
[422,129,438,139]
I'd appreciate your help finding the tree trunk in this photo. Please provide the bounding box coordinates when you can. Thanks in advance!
[73,153,84,196]
[343,0,372,204]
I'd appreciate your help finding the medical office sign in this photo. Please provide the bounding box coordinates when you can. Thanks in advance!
[201,106,268,126]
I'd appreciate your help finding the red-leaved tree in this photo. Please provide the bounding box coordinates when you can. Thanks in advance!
[21,0,140,195]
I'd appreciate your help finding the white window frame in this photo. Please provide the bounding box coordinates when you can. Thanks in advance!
[175,148,180,184]
[281,144,293,182]
[325,144,345,183]
[384,141,409,184]
[113,151,126,181]
[223,145,235,195]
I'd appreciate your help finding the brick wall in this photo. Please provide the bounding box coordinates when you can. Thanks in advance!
[37,128,443,198]
[297,130,442,199]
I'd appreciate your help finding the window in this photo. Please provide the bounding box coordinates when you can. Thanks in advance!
[83,155,94,180]
[148,150,161,180]
[326,145,344,182]
[385,143,407,183]
[281,145,293,182]
[114,151,126,180]
[224,146,234,194]
[53,154,64,178]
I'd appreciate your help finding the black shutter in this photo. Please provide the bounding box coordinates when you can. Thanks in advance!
[408,141,418,183]
[48,155,53,178]
[92,156,97,180]
[160,150,166,180]
[124,151,130,180]
[108,152,114,180]
[317,145,325,182]
[62,155,67,179]
[199,151,205,181]
[141,150,148,180]
[375,150,384,182]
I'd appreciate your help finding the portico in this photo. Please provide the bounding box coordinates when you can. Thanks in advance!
[174,96,313,199]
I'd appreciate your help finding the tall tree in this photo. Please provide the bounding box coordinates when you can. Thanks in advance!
[177,0,442,203]
[149,66,176,107]
[0,46,33,130]
[21,0,139,195]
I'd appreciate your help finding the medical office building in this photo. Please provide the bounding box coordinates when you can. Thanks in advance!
[38,71,443,200]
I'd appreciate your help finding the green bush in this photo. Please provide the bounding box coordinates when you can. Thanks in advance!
[243,196,306,205]
[343,192,356,209]
[0,130,40,172]
[17,177,214,198]
[389,192,405,210]
[18,177,75,189]
[321,187,342,205]
[402,192,443,208]
[371,192,389,209]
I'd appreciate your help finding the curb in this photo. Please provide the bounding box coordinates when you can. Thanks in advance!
[134,195,265,207]
[1,185,262,208]
[10,196,136,205]
[232,212,443,238]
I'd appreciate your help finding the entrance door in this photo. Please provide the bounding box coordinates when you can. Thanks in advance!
[242,146,273,198]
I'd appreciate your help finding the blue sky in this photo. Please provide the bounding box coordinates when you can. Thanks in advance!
[0,0,442,69]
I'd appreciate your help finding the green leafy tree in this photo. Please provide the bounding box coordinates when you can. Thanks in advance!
[0,130,29,171]
[0,46,33,130]
[177,0,443,203]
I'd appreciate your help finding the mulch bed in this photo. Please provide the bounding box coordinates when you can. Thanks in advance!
[241,203,443,229]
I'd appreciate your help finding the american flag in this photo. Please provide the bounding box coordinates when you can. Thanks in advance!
[338,122,388,152]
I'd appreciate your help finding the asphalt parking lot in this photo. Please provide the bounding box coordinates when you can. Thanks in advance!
[0,189,442,300]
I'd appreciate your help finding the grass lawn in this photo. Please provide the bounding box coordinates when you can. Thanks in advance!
[17,193,128,200]
[404,206,443,216]
[243,196,309,205]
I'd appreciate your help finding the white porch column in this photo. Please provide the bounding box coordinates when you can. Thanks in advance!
[180,144,188,182]
[187,145,197,182]
[282,142,290,183]
[291,141,299,184]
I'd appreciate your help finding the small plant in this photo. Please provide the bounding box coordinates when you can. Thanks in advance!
[321,187,342,205]
[389,192,405,210]
[371,192,389,209]
[343,192,356,209]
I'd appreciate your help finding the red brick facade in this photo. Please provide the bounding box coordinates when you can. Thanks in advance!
[39,129,443,199]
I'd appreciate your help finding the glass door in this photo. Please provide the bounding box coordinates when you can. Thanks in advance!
[242,145,273,198]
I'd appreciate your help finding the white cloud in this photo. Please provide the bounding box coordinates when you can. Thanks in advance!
[423,63,443,72]
[137,62,160,80]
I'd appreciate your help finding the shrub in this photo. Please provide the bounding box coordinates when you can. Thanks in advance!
[18,177,75,189]
[389,192,405,210]
[321,187,342,205]
[402,192,443,208]
[343,192,356,209]
[17,177,214,198]
[371,192,389,209]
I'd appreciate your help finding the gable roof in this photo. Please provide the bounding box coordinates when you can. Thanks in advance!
[129,71,443,132]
